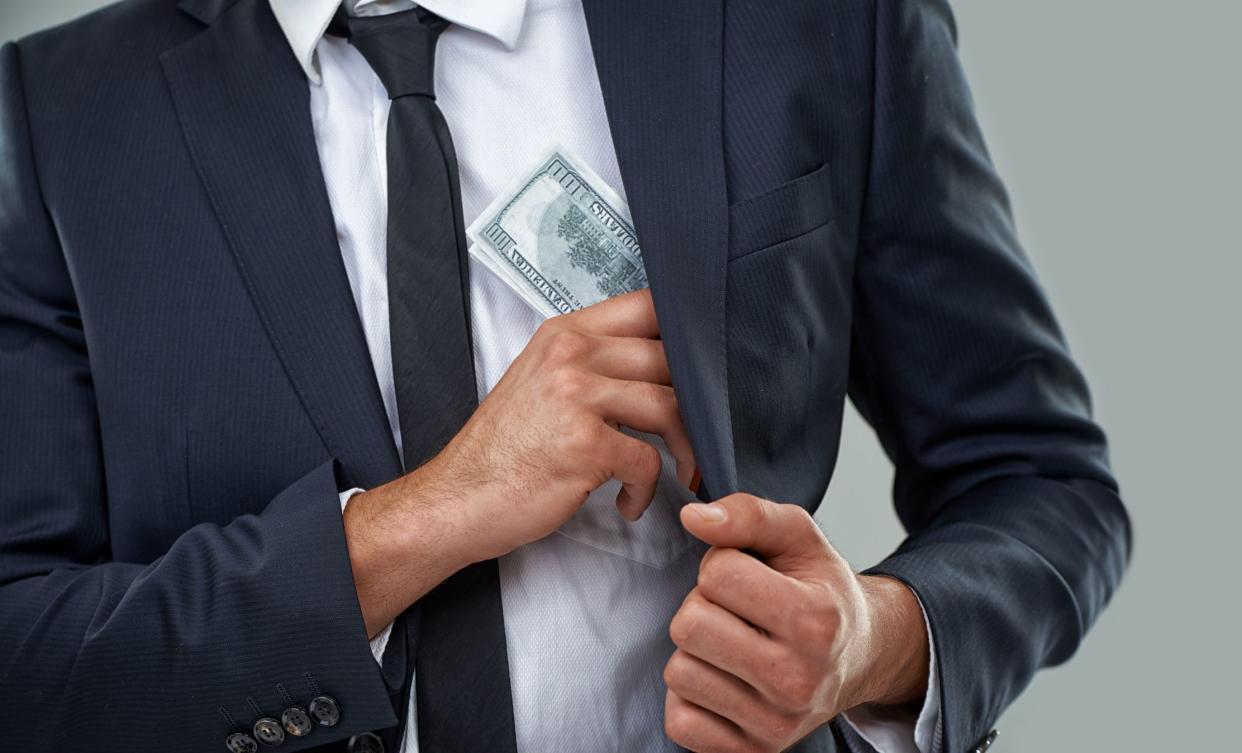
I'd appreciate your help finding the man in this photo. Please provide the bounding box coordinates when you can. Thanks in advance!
[0,0,1130,752]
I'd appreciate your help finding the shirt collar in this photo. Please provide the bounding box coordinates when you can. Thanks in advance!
[269,0,528,84]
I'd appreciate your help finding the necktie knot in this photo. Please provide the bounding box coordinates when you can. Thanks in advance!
[334,8,448,100]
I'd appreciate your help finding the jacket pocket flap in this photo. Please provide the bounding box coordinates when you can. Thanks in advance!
[729,162,835,260]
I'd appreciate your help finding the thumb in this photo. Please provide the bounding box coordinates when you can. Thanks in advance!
[680,493,833,574]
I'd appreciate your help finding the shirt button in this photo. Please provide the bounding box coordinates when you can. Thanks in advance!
[348,732,385,753]
[308,694,342,727]
[225,732,259,753]
[281,705,314,737]
[253,717,285,746]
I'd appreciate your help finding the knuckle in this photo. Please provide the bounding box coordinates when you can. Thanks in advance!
[764,650,816,711]
[795,601,837,647]
[662,652,690,690]
[633,382,673,422]
[787,503,816,529]
[653,383,678,410]
[719,493,766,527]
[668,597,703,646]
[822,595,845,627]
[562,417,603,457]
[546,366,589,402]
[799,614,834,649]
[697,552,734,596]
[667,613,691,647]
[664,705,694,745]
[773,671,816,712]
[543,329,592,364]
[534,316,563,340]
[661,664,677,691]
[746,494,771,526]
[634,443,662,479]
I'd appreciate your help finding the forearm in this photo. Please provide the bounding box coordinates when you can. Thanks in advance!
[0,460,396,752]
[341,455,482,637]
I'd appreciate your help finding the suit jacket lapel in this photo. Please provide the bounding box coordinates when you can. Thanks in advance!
[161,0,403,491]
[582,0,739,497]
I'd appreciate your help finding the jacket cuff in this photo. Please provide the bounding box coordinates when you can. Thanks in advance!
[212,461,398,750]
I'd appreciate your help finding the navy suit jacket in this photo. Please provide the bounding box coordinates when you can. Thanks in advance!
[0,0,1131,751]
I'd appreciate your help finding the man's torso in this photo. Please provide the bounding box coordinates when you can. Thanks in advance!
[12,1,874,749]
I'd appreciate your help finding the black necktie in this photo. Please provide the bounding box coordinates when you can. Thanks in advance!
[336,9,518,753]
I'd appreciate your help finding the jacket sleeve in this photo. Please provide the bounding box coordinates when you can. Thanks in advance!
[847,3,1132,751]
[0,41,396,752]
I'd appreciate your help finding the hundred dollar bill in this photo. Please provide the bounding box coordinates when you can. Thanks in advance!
[467,150,648,318]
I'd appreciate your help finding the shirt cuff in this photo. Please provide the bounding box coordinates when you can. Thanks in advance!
[339,488,394,665]
[842,593,941,753]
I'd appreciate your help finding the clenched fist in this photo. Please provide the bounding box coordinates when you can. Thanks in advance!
[663,494,930,753]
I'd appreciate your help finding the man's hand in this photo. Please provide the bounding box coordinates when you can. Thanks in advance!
[432,287,696,554]
[662,494,930,753]
[344,289,696,635]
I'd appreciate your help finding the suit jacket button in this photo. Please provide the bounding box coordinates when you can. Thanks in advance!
[281,705,314,737]
[226,732,259,753]
[347,732,385,753]
[308,694,341,727]
[973,729,999,753]
[253,717,285,746]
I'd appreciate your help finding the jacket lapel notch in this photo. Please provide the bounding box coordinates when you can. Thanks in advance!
[582,0,739,496]
[175,0,237,26]
[160,0,403,490]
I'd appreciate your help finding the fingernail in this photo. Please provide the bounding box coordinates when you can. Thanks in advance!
[688,503,726,523]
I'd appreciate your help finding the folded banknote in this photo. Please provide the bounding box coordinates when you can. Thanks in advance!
[467,149,648,318]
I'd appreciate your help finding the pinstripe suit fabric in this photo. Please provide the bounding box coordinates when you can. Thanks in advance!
[0,1,1129,752]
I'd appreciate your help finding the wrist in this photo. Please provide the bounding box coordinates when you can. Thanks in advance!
[414,446,516,564]
[853,574,931,710]
[342,465,476,636]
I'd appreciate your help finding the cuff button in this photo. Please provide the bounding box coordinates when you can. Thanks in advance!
[282,705,314,737]
[309,694,341,727]
[254,717,285,746]
[348,732,385,753]
[972,729,999,753]
[226,732,259,753]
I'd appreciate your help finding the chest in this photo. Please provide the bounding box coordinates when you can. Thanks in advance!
[311,11,631,402]
[38,0,875,559]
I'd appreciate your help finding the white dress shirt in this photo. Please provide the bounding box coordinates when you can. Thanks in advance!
[268,0,939,751]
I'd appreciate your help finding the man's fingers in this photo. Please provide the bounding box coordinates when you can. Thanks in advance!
[605,430,663,521]
[664,649,796,749]
[668,588,783,694]
[696,547,807,639]
[664,689,748,753]
[593,379,696,487]
[583,336,672,385]
[565,288,660,338]
[680,494,832,567]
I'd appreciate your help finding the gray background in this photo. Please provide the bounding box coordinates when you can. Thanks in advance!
[2,1,1238,751]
